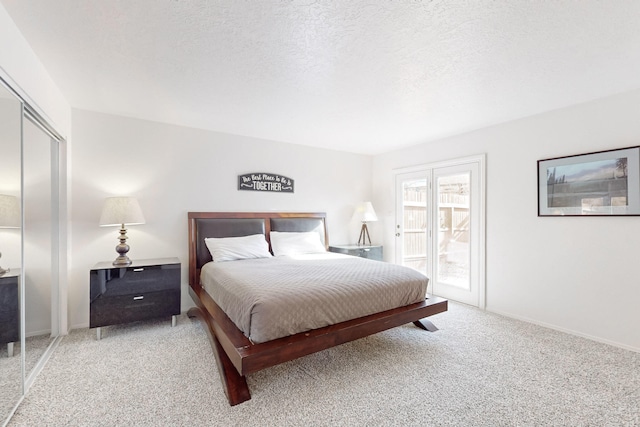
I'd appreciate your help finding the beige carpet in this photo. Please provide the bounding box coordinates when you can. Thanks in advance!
[7,303,640,426]
[1,334,56,423]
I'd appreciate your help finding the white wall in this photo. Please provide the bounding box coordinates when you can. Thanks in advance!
[1,2,71,335]
[0,3,70,135]
[373,89,640,351]
[69,109,373,328]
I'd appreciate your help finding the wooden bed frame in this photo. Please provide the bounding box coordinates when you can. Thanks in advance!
[187,211,448,406]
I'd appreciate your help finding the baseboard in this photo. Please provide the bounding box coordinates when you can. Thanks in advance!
[70,322,90,330]
[487,308,639,354]
[25,329,52,338]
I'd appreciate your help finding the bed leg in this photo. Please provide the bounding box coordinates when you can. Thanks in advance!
[188,307,252,406]
[413,319,439,332]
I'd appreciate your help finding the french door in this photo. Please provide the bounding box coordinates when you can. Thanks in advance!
[395,156,485,307]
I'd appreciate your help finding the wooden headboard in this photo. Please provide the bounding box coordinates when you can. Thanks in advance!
[187,212,327,287]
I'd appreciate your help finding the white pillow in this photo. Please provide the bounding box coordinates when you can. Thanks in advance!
[205,234,272,262]
[270,231,326,257]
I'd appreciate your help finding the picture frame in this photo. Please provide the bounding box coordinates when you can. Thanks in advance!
[537,146,640,216]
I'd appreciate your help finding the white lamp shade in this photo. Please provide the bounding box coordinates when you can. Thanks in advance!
[99,197,146,227]
[353,201,378,223]
[0,194,20,228]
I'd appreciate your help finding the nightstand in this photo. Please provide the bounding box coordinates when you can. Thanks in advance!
[90,257,181,340]
[328,245,383,261]
[0,270,19,357]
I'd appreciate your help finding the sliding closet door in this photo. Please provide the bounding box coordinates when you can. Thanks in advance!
[0,80,23,425]
[0,74,64,426]
[22,115,57,384]
[395,155,485,307]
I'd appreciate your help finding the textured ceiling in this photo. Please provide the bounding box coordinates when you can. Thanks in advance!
[3,0,640,155]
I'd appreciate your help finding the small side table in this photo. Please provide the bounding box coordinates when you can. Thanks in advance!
[328,245,383,261]
[89,257,181,339]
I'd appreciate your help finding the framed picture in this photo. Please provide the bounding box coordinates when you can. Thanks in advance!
[538,146,640,216]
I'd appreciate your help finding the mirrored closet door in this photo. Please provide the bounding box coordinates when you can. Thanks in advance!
[23,113,58,385]
[0,80,23,426]
[0,76,63,426]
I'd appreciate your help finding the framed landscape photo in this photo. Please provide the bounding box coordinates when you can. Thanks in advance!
[538,146,640,216]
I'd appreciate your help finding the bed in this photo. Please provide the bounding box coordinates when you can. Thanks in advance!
[187,212,448,405]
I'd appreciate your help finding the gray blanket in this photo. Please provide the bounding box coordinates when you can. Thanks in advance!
[201,253,428,343]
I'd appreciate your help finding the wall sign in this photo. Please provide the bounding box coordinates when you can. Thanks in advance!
[238,172,294,193]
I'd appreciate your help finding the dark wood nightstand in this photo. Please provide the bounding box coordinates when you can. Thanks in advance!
[90,257,181,340]
[328,245,383,261]
[0,269,19,357]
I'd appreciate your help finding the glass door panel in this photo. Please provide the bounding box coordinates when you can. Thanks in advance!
[396,172,429,275]
[431,161,481,306]
[402,180,427,272]
[436,172,471,289]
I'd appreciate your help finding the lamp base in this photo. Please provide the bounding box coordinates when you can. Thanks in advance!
[112,256,132,267]
[112,225,133,267]
[357,223,372,246]
[0,252,7,275]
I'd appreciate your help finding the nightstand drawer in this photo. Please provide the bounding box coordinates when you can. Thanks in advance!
[354,247,382,259]
[0,273,19,344]
[328,245,383,261]
[90,264,180,300]
[90,289,180,328]
[0,311,19,343]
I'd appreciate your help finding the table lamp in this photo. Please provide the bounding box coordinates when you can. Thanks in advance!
[354,201,377,246]
[99,196,145,266]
